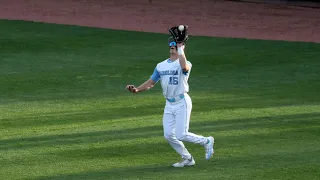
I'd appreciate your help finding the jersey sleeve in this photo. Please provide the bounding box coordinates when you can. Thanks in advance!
[150,67,160,82]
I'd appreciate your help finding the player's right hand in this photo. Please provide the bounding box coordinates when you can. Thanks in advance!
[126,85,139,93]
[177,42,185,49]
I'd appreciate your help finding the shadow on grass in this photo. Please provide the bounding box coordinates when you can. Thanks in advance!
[30,149,320,180]
[2,94,318,129]
[30,165,186,180]
[1,104,164,129]
[0,125,162,151]
[1,113,319,151]
[50,126,318,160]
[190,94,320,113]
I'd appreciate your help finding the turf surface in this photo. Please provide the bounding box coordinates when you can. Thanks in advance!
[0,19,319,180]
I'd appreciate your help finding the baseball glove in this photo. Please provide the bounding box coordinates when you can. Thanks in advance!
[168,25,189,43]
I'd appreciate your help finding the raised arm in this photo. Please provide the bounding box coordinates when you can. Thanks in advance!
[177,43,190,73]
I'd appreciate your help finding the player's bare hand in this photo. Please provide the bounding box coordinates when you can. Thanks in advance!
[126,85,139,93]
[177,42,185,49]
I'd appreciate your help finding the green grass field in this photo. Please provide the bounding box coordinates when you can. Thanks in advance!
[0,19,319,180]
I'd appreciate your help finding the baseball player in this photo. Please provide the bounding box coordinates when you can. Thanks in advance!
[126,36,215,167]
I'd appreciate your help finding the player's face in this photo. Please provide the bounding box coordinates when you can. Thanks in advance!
[169,41,177,55]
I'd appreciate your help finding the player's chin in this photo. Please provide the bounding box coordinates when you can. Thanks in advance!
[170,48,177,53]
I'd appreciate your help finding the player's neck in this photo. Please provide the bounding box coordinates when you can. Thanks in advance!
[170,55,178,61]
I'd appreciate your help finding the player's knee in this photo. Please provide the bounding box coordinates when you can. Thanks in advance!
[164,132,175,141]
[176,132,187,141]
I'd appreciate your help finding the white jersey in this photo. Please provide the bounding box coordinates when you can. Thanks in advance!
[150,58,192,99]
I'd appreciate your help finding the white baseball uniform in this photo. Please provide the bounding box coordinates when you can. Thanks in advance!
[150,58,207,160]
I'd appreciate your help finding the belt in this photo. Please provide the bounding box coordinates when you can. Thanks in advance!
[166,94,185,103]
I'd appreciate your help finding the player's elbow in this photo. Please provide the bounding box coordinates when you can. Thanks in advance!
[145,79,156,90]
[182,67,190,75]
[182,64,190,72]
[148,79,156,86]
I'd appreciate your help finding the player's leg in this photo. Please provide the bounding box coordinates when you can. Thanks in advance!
[175,94,215,160]
[163,106,195,167]
[163,110,192,159]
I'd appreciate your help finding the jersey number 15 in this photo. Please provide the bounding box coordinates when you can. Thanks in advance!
[169,77,178,85]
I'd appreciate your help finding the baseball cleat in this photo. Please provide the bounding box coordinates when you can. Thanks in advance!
[204,136,215,160]
[172,156,195,168]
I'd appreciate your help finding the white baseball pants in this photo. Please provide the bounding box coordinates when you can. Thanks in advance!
[162,93,207,159]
